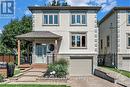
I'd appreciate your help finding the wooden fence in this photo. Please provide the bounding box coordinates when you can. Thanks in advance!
[0,55,15,63]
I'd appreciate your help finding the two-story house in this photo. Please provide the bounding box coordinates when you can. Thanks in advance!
[99,7,130,71]
[17,6,101,76]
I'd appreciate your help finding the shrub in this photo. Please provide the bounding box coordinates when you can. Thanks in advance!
[0,74,4,82]
[55,58,68,66]
[46,58,68,78]
[7,62,15,77]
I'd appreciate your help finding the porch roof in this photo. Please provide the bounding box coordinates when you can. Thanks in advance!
[16,31,62,40]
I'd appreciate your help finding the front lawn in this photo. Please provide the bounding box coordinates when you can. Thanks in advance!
[101,66,130,78]
[0,84,70,87]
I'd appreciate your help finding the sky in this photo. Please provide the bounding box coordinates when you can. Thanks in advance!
[0,0,130,32]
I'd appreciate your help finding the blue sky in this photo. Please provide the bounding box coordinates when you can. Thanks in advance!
[0,0,130,31]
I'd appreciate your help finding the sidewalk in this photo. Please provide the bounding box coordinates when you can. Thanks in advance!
[97,67,130,87]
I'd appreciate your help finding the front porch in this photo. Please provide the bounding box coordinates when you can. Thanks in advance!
[16,31,62,67]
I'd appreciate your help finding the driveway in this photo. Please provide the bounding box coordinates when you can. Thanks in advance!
[69,75,123,87]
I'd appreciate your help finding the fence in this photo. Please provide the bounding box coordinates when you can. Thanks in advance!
[0,55,15,63]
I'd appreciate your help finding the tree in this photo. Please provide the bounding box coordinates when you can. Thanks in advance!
[1,16,32,53]
[62,0,69,6]
[56,0,60,6]
[48,0,69,6]
[51,0,57,6]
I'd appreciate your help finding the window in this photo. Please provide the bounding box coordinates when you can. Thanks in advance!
[71,14,86,25]
[128,12,130,25]
[43,14,58,25]
[71,33,86,48]
[107,36,110,47]
[128,35,130,47]
[101,39,103,49]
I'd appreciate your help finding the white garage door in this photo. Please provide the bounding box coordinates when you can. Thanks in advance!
[122,57,130,71]
[69,57,93,76]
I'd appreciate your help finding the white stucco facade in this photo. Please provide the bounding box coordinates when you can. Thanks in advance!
[28,6,101,75]
[32,10,98,55]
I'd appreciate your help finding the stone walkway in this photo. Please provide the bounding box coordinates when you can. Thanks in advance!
[97,67,130,87]
[6,68,125,87]
[8,68,47,83]
[69,76,122,87]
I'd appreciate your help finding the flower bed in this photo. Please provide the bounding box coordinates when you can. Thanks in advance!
[44,58,68,78]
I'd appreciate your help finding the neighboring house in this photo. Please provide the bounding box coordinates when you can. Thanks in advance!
[16,6,101,76]
[99,7,130,71]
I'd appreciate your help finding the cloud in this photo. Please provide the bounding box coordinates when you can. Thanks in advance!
[24,9,32,15]
[66,0,117,12]
[101,0,117,12]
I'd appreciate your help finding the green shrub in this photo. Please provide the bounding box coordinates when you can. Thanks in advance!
[55,58,68,66]
[0,74,4,82]
[47,58,68,78]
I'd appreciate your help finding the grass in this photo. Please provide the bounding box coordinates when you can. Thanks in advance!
[0,84,70,87]
[14,67,21,76]
[101,66,130,78]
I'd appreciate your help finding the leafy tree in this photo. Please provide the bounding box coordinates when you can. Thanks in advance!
[56,0,60,6]
[51,0,57,6]
[62,0,69,6]
[48,0,69,6]
[1,16,32,54]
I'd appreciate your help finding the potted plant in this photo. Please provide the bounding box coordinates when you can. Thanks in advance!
[7,62,15,77]
[0,74,4,82]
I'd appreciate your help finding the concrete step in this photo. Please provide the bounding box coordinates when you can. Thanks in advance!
[31,64,48,69]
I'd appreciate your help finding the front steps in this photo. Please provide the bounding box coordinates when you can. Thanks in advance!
[31,64,48,69]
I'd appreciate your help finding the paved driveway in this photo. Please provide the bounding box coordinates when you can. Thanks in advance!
[69,75,123,87]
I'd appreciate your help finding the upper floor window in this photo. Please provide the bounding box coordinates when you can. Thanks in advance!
[128,12,130,25]
[71,14,86,25]
[127,34,130,48]
[101,39,103,49]
[70,33,86,48]
[107,36,110,47]
[43,14,58,25]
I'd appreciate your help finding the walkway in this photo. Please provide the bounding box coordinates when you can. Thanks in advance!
[8,68,47,83]
[69,76,122,87]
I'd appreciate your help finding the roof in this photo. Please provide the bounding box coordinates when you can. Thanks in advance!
[99,6,130,25]
[16,31,62,40]
[28,6,101,11]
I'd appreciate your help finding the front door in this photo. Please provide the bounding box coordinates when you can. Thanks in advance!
[35,44,47,64]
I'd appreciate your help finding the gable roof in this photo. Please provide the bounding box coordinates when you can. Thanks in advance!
[16,31,62,40]
[28,6,101,11]
[99,7,130,25]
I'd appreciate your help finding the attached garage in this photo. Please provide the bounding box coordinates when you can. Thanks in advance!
[122,57,130,71]
[69,56,93,76]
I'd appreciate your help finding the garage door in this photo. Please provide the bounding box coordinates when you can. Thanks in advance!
[122,57,130,71]
[69,57,93,76]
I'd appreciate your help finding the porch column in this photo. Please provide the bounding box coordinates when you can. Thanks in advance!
[27,44,29,64]
[18,40,21,66]
[54,40,58,61]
